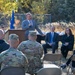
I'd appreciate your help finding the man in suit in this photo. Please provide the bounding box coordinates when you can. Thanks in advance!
[43,26,59,54]
[22,12,44,40]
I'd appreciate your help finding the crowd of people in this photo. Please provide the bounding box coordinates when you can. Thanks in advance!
[0,12,75,75]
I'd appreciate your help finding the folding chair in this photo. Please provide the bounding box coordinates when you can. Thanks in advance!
[73,70,75,75]
[0,67,25,75]
[43,53,62,66]
[67,55,75,75]
[36,68,61,75]
[47,48,59,53]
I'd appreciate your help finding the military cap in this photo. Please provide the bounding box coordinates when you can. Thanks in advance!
[29,31,37,36]
[9,34,19,40]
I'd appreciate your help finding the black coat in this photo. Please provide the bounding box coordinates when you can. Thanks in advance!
[0,40,9,53]
[61,34,74,50]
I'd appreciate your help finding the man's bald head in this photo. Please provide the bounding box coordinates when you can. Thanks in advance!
[50,26,55,32]
[0,29,4,39]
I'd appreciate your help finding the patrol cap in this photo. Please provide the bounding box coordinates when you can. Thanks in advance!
[9,34,19,40]
[29,31,37,36]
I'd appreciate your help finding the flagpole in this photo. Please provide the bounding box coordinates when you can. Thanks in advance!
[10,0,19,29]
[10,10,15,29]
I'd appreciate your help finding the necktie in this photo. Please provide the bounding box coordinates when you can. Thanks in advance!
[50,33,54,43]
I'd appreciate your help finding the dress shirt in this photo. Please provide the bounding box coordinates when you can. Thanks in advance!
[28,20,33,26]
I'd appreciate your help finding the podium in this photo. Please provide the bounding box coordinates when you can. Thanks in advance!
[4,30,25,43]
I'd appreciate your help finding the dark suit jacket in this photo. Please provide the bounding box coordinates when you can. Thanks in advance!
[0,40,9,53]
[61,34,74,50]
[45,32,59,49]
[22,20,43,35]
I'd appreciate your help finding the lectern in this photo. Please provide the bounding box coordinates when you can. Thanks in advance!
[4,30,25,43]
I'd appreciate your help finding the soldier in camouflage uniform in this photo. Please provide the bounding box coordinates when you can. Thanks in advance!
[18,31,43,75]
[0,34,28,73]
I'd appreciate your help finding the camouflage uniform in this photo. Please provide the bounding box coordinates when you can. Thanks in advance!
[0,47,28,71]
[18,40,43,74]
